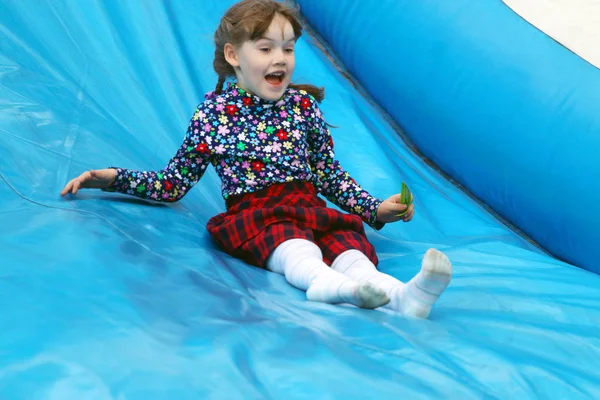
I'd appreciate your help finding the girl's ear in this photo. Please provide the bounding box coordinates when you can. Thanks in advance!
[224,43,240,67]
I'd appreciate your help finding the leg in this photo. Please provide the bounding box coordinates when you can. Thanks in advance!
[266,238,390,309]
[234,220,315,268]
[317,229,379,267]
[331,248,452,318]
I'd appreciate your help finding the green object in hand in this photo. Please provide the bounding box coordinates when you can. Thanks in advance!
[397,181,413,217]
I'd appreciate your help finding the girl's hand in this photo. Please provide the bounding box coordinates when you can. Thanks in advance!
[376,194,415,224]
[60,168,117,196]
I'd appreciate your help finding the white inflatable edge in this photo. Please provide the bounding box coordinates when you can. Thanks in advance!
[502,0,600,69]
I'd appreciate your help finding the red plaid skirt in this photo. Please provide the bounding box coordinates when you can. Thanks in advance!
[206,181,378,268]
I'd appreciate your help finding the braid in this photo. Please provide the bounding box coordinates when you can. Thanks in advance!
[215,76,227,94]
[289,83,325,103]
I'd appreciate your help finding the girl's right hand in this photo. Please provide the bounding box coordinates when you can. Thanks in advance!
[60,168,117,196]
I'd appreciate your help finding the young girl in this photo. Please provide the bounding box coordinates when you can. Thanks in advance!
[60,0,452,318]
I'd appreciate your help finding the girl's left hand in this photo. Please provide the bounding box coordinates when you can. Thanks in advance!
[376,194,415,224]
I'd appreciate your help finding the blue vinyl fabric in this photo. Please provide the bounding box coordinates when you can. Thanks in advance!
[296,0,600,274]
[1,1,600,399]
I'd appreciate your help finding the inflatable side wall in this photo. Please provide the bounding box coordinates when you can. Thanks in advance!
[296,0,600,273]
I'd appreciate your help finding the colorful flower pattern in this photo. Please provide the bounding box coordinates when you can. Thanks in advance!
[107,82,383,227]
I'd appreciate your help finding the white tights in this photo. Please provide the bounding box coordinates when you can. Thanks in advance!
[266,239,389,309]
[266,239,452,318]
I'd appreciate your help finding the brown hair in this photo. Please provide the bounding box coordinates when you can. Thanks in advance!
[213,0,324,102]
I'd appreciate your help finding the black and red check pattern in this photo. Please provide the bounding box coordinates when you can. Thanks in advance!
[206,181,378,268]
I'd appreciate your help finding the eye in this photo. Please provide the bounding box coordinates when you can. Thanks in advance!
[284,48,294,54]
[260,47,271,53]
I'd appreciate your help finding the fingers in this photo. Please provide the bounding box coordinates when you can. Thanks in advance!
[385,190,415,223]
[60,169,108,197]
[60,178,78,196]
[59,181,73,196]
[401,204,415,222]
[75,170,94,192]
[395,203,408,213]
[389,193,402,203]
[60,172,89,196]
[72,178,81,194]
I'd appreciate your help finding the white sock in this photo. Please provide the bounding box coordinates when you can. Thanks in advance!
[266,239,390,309]
[331,249,452,318]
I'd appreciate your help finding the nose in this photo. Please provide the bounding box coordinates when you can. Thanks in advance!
[273,48,287,66]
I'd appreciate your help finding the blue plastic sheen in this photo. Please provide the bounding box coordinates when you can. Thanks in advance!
[296,0,600,274]
[1,1,599,399]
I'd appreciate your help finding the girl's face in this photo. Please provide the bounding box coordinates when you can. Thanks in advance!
[225,13,296,101]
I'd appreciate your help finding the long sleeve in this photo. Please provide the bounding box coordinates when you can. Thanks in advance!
[105,103,213,202]
[305,95,384,229]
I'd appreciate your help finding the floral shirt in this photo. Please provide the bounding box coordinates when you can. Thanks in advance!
[106,82,383,228]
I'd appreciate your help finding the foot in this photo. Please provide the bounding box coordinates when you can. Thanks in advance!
[400,249,452,318]
[422,248,453,277]
[355,283,391,309]
[306,277,390,309]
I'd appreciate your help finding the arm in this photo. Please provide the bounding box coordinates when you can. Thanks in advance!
[305,95,385,229]
[104,103,213,202]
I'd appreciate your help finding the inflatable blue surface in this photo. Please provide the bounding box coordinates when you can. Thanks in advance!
[1,0,599,399]
[297,0,600,274]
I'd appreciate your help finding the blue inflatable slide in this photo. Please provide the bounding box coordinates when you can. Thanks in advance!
[1,0,599,398]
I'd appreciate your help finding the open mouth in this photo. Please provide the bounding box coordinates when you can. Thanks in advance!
[265,71,286,86]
